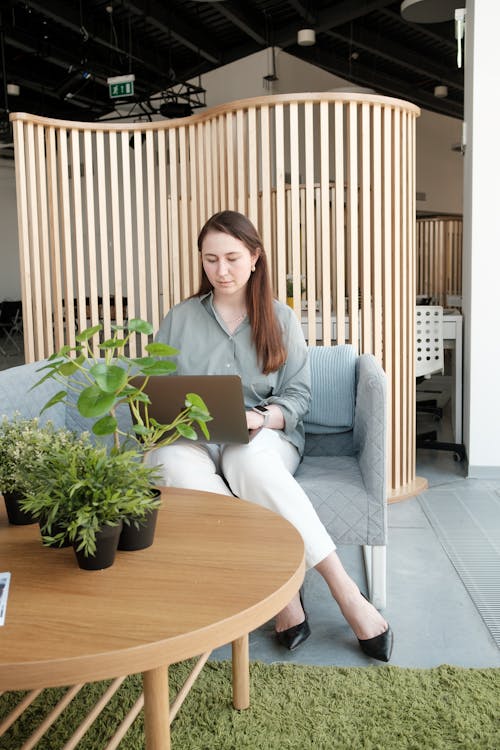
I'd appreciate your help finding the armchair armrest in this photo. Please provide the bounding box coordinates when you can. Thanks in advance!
[353,354,387,506]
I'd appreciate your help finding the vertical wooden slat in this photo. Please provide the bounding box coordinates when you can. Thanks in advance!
[304,102,316,344]
[197,122,207,226]
[204,120,214,218]
[188,124,201,293]
[248,107,258,225]
[320,101,331,344]
[211,116,219,213]
[400,111,408,486]
[168,128,181,306]
[35,124,54,355]
[289,103,301,319]
[275,104,286,301]
[121,131,133,352]
[95,131,111,340]
[25,124,44,359]
[372,105,383,361]
[133,130,148,346]
[12,121,35,361]
[178,126,190,298]
[260,106,272,279]
[46,126,64,351]
[236,110,246,215]
[334,101,346,346]
[382,106,393,490]
[409,112,417,482]
[146,129,160,331]
[346,102,358,351]
[58,127,76,349]
[83,130,99,348]
[70,130,87,335]
[392,109,401,491]
[225,112,236,211]
[360,102,372,353]
[157,129,171,317]
[218,114,227,210]
[108,131,123,333]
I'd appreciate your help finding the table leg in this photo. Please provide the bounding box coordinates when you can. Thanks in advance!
[232,633,249,710]
[143,665,170,750]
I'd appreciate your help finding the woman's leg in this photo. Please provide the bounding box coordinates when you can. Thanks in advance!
[221,430,388,641]
[145,441,233,495]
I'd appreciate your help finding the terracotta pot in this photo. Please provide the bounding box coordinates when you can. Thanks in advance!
[3,491,37,526]
[118,507,159,552]
[73,521,123,571]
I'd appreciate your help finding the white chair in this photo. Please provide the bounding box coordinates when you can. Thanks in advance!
[415,306,466,461]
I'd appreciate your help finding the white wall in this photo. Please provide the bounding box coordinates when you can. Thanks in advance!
[462,0,500,476]
[0,49,463,301]
[0,161,21,300]
[416,109,463,215]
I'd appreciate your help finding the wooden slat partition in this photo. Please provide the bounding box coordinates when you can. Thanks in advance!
[11,92,420,495]
[416,216,463,307]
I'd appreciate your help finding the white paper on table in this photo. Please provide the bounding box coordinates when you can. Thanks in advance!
[0,572,11,626]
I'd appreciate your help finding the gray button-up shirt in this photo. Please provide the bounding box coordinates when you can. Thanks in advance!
[156,292,311,454]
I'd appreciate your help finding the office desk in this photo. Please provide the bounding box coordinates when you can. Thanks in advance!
[0,488,304,749]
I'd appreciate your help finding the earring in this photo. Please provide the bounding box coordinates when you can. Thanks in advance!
[251,265,256,272]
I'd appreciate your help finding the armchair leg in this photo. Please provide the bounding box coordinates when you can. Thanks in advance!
[362,545,386,610]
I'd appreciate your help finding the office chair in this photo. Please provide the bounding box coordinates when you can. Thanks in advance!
[415,306,466,462]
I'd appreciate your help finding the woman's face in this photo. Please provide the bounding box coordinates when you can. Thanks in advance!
[201,230,259,300]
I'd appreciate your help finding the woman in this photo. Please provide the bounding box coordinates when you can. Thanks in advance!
[152,210,393,661]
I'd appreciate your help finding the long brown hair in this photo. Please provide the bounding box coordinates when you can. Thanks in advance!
[196,210,287,374]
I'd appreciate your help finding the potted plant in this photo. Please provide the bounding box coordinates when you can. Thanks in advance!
[20,433,163,569]
[286,275,306,308]
[0,414,59,525]
[30,318,211,558]
[35,318,211,453]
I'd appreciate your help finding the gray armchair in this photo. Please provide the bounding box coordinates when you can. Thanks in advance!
[295,345,387,608]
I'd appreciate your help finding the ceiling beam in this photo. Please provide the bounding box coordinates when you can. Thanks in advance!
[325,27,463,91]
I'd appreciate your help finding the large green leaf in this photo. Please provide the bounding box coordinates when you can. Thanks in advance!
[92,415,118,435]
[100,338,126,350]
[185,392,210,415]
[58,354,86,376]
[176,423,198,440]
[127,318,154,335]
[144,342,179,356]
[76,324,102,342]
[77,385,116,417]
[140,361,177,375]
[39,390,67,415]
[89,364,128,393]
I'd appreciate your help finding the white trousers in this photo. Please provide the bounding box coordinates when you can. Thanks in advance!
[147,428,336,569]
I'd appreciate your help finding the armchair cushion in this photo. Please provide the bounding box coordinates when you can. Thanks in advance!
[304,345,356,433]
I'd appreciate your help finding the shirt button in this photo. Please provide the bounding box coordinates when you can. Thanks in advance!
[226,363,231,368]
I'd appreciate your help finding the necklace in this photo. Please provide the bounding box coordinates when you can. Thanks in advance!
[215,306,246,325]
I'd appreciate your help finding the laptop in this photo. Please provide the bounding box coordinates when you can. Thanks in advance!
[131,374,255,444]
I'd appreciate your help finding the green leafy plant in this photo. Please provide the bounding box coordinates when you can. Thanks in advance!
[20,434,162,556]
[0,414,68,496]
[286,274,306,298]
[34,318,212,454]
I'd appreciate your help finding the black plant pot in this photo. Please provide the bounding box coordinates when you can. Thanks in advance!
[73,521,123,571]
[3,491,37,526]
[118,507,159,552]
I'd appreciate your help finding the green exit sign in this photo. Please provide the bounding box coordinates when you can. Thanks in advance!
[107,75,135,99]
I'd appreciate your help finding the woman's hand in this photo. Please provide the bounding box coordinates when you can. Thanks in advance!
[245,404,285,431]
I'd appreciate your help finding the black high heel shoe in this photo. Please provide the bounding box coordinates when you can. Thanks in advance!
[275,590,311,651]
[357,593,394,662]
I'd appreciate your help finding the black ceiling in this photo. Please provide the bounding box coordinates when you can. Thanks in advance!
[0,0,463,145]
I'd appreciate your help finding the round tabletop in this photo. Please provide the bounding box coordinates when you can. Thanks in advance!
[0,488,305,691]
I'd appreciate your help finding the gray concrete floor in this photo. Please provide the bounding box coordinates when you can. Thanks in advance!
[214,397,500,669]
[2,343,499,668]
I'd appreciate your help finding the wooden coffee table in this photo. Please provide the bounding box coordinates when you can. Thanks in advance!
[0,488,304,749]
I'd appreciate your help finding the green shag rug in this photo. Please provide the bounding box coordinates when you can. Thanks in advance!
[1,661,499,749]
